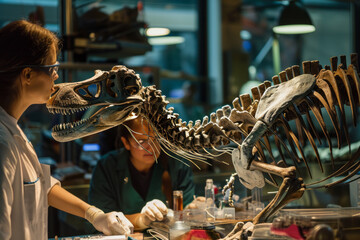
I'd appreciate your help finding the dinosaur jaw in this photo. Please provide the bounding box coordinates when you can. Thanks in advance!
[46,65,144,142]
[48,98,142,142]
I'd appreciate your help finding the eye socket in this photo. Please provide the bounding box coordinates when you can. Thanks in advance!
[75,83,101,98]
[124,86,139,96]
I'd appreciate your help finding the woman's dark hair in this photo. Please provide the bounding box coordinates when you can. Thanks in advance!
[115,121,134,149]
[0,20,60,104]
[115,117,151,149]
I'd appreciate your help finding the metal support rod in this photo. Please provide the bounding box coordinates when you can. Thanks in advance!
[272,33,281,75]
[60,0,76,164]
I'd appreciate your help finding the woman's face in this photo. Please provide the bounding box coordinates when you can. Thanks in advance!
[26,43,58,104]
[121,120,161,172]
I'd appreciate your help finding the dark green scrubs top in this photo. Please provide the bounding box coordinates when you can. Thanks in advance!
[88,148,195,214]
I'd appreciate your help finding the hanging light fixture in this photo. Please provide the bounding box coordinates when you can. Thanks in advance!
[146,28,171,37]
[273,0,315,34]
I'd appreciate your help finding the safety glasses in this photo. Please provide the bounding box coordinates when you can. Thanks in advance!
[23,61,60,78]
[130,137,157,150]
[0,61,60,78]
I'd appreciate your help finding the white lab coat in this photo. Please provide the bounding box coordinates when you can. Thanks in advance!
[0,106,59,240]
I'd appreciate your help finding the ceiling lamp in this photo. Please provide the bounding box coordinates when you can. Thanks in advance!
[146,27,170,37]
[148,36,185,45]
[273,0,315,34]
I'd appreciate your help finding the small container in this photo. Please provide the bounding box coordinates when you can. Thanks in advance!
[173,190,183,211]
[205,179,215,207]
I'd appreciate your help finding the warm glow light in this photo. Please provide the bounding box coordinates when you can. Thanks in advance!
[146,28,170,37]
[148,36,185,45]
[273,24,315,34]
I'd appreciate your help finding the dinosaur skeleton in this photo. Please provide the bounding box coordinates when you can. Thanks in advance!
[47,54,360,238]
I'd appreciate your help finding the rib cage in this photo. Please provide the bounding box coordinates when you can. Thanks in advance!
[141,53,360,188]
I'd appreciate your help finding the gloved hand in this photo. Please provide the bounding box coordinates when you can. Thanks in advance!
[136,199,168,229]
[85,206,134,235]
[185,196,206,209]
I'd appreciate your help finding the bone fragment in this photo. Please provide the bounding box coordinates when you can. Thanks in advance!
[258,83,266,96]
[240,94,252,110]
[303,61,311,74]
[279,71,287,82]
[285,67,294,79]
[255,74,316,125]
[264,80,272,89]
[232,97,243,111]
[251,87,261,101]
[311,60,320,75]
[232,148,265,189]
[223,105,232,117]
[351,53,359,70]
[331,56,338,71]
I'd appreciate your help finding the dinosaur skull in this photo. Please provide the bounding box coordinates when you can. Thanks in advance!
[46,65,144,142]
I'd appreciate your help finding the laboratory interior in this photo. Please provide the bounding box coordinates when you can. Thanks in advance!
[1,0,360,239]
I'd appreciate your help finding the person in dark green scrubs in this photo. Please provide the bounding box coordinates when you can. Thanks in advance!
[88,117,197,230]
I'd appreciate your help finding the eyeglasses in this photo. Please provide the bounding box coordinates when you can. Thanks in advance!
[130,137,157,150]
[22,61,60,78]
[0,61,60,78]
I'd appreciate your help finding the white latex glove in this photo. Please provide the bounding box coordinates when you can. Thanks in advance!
[136,199,168,229]
[185,196,206,209]
[85,206,134,235]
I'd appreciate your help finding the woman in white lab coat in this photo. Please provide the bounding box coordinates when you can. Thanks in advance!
[0,20,133,240]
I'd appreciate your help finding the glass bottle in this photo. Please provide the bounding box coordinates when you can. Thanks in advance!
[205,179,215,207]
[173,190,183,211]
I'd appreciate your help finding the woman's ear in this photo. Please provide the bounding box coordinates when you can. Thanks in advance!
[20,68,32,84]
[121,136,131,150]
